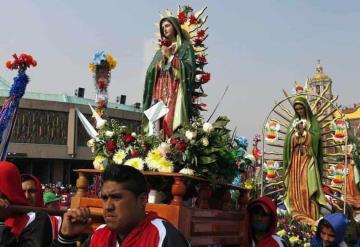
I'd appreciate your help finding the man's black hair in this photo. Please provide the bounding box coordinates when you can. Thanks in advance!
[21,174,35,183]
[102,164,149,196]
[318,219,334,232]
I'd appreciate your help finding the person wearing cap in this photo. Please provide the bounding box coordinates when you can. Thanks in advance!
[247,196,287,247]
[44,191,63,240]
[44,191,61,210]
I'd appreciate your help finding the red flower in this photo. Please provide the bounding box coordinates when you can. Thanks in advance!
[123,133,135,143]
[196,54,207,64]
[195,103,207,111]
[5,53,37,70]
[177,11,187,24]
[189,15,197,25]
[175,140,187,152]
[170,138,178,145]
[159,39,172,47]
[105,140,117,153]
[5,61,13,69]
[97,78,107,90]
[193,38,203,47]
[197,30,206,38]
[131,150,140,157]
[96,100,107,108]
[200,72,211,83]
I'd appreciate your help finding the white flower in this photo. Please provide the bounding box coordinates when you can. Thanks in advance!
[179,168,195,176]
[158,142,171,154]
[201,137,209,146]
[113,150,126,164]
[131,132,137,137]
[87,139,95,148]
[203,122,214,133]
[185,130,197,140]
[105,131,114,138]
[93,156,107,170]
[96,118,107,129]
[125,158,144,171]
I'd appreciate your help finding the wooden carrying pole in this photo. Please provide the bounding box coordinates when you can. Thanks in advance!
[8,205,103,220]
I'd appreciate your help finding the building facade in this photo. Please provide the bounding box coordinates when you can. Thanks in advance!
[0,76,142,185]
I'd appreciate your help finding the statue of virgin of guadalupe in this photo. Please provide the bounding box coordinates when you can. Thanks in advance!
[283,96,328,225]
[143,16,196,138]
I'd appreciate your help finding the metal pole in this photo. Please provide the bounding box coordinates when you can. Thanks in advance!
[343,135,348,215]
[260,132,265,196]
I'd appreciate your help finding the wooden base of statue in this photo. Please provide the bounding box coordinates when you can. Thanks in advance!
[72,169,249,246]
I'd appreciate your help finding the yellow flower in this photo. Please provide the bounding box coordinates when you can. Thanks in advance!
[146,148,163,163]
[93,155,107,170]
[304,243,311,247]
[244,179,253,189]
[289,236,299,244]
[106,54,117,70]
[113,150,126,164]
[125,158,144,171]
[157,158,174,173]
[276,229,286,238]
[89,63,96,73]
[146,148,163,171]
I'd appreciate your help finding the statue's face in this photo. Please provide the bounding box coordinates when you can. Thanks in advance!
[161,20,175,40]
[294,103,306,119]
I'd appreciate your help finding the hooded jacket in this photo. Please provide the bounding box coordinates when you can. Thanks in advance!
[311,213,348,247]
[0,161,52,246]
[247,196,286,247]
[21,174,45,208]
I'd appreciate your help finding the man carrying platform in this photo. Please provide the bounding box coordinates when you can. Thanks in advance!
[52,164,190,247]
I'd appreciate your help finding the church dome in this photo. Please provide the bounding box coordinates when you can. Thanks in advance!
[313,62,330,80]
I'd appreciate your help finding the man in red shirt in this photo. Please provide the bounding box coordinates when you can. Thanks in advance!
[52,164,189,247]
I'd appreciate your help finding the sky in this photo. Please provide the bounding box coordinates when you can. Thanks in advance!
[0,0,360,141]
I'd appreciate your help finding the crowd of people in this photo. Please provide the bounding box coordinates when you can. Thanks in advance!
[1,160,359,246]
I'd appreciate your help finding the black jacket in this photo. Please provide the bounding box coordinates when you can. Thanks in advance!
[0,212,52,247]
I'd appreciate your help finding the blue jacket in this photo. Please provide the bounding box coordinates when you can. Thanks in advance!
[311,213,348,247]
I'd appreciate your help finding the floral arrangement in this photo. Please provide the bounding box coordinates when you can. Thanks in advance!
[276,214,314,247]
[88,115,237,183]
[0,53,37,144]
[89,51,117,117]
[5,53,37,71]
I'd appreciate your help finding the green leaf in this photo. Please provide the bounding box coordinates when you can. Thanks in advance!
[199,155,216,164]
[212,116,230,129]
[203,147,220,155]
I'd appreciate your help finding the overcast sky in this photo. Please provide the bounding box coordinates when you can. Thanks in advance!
[1,0,359,141]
